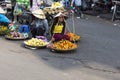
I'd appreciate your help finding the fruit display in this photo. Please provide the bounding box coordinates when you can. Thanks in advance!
[6,31,28,39]
[24,38,49,47]
[43,7,65,15]
[66,32,80,41]
[51,39,77,51]
[0,25,9,35]
[51,2,62,8]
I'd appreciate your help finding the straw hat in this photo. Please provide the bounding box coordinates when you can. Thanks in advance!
[32,9,46,19]
[0,7,6,14]
[48,9,52,14]
[54,12,67,18]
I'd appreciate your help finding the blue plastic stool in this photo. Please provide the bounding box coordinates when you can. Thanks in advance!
[20,25,29,33]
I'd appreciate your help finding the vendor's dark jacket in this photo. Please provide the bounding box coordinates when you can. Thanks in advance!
[51,18,65,36]
[11,0,16,6]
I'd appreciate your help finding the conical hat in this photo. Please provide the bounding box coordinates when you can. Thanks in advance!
[32,9,46,19]
[54,12,67,18]
[0,7,6,14]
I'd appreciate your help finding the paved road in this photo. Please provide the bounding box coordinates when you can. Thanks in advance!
[0,15,120,80]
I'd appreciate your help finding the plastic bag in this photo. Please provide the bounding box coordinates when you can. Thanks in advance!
[14,3,22,15]
[9,24,16,31]
[0,14,11,23]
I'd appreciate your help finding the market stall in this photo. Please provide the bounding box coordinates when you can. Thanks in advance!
[43,2,65,15]
[5,24,30,40]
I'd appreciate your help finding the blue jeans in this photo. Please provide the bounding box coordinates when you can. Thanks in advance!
[64,1,70,7]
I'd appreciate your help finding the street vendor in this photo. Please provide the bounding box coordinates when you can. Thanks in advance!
[31,9,49,38]
[50,12,70,41]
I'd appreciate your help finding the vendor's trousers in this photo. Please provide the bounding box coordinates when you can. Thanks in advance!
[53,34,70,41]
[31,27,45,38]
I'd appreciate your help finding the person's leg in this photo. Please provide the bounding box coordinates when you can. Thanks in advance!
[75,6,80,18]
[36,27,44,36]
[11,6,17,23]
[11,6,14,22]
[63,34,70,40]
[31,27,37,38]
[79,6,84,18]
[53,34,63,41]
[78,6,82,17]
[76,6,83,18]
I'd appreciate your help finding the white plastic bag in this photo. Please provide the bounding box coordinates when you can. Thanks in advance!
[14,3,22,15]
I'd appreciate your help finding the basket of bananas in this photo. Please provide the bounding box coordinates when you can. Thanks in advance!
[50,39,77,52]
[0,25,10,36]
[66,32,80,42]
[24,38,49,49]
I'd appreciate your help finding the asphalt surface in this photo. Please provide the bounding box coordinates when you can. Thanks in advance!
[0,15,120,80]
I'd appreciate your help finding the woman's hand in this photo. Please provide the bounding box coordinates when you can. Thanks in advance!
[51,37,55,41]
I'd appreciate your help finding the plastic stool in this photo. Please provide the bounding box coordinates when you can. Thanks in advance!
[20,25,29,33]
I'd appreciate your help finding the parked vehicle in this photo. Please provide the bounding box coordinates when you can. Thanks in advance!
[112,0,120,21]
[91,0,113,15]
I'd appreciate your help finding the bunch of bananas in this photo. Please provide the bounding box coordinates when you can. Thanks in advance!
[51,2,61,8]
[66,32,80,41]
[43,7,65,14]
[0,25,9,35]
[0,26,7,31]
[25,38,49,47]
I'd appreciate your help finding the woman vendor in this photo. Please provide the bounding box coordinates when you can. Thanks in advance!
[51,12,70,41]
[31,9,49,38]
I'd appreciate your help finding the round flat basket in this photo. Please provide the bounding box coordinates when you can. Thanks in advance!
[50,47,77,53]
[5,35,29,40]
[50,44,77,53]
[24,41,47,49]
[70,38,80,43]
